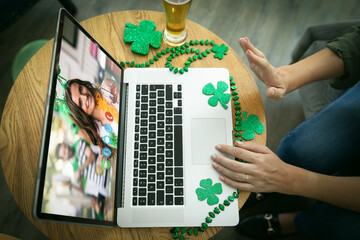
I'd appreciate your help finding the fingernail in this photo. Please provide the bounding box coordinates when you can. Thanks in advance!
[219,175,225,181]
[212,162,218,168]
[211,154,216,160]
[215,145,222,150]
[235,141,244,145]
[248,49,253,55]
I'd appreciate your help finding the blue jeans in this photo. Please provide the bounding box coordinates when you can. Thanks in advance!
[277,81,360,239]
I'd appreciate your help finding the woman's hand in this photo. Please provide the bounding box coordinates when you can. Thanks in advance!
[239,37,288,100]
[211,141,294,194]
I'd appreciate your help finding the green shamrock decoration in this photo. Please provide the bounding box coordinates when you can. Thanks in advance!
[211,43,229,60]
[202,81,231,109]
[123,20,162,55]
[238,111,264,140]
[196,178,223,206]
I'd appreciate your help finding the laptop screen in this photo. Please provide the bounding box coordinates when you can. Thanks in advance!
[34,9,123,226]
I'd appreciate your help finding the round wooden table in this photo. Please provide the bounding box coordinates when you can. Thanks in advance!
[0,10,266,240]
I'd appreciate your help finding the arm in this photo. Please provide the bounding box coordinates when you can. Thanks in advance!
[239,37,344,100]
[212,141,360,213]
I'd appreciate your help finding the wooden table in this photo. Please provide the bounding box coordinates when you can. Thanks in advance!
[0,10,266,239]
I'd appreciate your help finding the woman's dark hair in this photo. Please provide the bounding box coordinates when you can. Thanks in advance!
[65,79,109,151]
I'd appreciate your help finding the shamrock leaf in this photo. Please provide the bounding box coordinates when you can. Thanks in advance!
[123,20,162,55]
[202,81,231,109]
[238,111,264,140]
[211,43,229,60]
[196,178,223,206]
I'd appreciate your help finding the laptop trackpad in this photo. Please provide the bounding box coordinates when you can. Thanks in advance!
[191,118,227,165]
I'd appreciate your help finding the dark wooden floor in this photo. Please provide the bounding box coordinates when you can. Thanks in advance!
[0,0,359,239]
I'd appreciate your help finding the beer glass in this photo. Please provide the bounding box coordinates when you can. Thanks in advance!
[162,0,192,46]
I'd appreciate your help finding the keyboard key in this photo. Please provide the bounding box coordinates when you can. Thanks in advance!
[166,186,173,193]
[166,85,173,100]
[175,179,183,186]
[158,105,165,112]
[141,104,148,110]
[148,183,155,191]
[134,169,138,177]
[177,85,182,91]
[166,159,173,166]
[149,108,156,114]
[157,138,165,145]
[166,142,173,149]
[166,176,173,184]
[149,115,156,122]
[148,174,156,182]
[149,92,156,99]
[157,121,164,128]
[149,132,156,139]
[166,102,172,108]
[174,116,182,124]
[140,119,148,126]
[140,128,148,134]
[133,178,138,186]
[157,163,164,171]
[175,197,184,205]
[140,136,147,143]
[166,126,173,132]
[157,146,164,153]
[166,117,173,124]
[139,161,147,169]
[148,148,156,155]
[148,165,155,173]
[157,155,164,162]
[166,168,173,175]
[148,157,156,164]
[166,150,173,158]
[134,160,138,167]
[174,126,183,166]
[139,188,146,196]
[166,110,173,116]
[141,96,148,102]
[149,124,156,131]
[139,198,146,205]
[175,168,183,177]
[139,179,147,186]
[166,195,173,205]
[134,151,139,158]
[157,181,165,189]
[139,170,147,177]
[158,90,165,97]
[157,172,165,180]
[166,134,173,141]
[149,100,156,106]
[141,85,148,95]
[140,144,147,151]
[149,140,156,147]
[157,191,164,205]
[136,108,140,115]
[174,108,182,114]
[175,188,183,196]
[133,187,138,196]
[133,197,137,206]
[140,153,147,160]
[148,193,155,205]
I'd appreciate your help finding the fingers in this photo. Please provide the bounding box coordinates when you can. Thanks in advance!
[234,141,270,154]
[218,174,253,192]
[211,153,254,175]
[239,37,265,58]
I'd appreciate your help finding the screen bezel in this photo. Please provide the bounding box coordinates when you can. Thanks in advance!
[33,8,125,227]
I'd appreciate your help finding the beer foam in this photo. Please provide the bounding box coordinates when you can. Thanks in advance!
[164,0,191,5]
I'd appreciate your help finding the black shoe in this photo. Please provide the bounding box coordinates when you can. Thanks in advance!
[237,213,281,239]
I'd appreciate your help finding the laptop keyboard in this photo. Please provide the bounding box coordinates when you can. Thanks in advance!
[132,84,184,206]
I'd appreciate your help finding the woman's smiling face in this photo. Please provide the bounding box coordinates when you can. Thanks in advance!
[70,82,95,116]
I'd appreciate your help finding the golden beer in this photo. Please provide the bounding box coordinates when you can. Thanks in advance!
[162,0,192,46]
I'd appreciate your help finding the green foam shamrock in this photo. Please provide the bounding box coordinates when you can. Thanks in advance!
[202,81,231,109]
[123,20,162,55]
[196,178,223,206]
[211,43,229,60]
[238,111,264,140]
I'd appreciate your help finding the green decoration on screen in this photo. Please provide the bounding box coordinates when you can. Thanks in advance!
[239,111,264,140]
[195,178,223,206]
[211,43,229,60]
[202,81,231,109]
[123,20,162,55]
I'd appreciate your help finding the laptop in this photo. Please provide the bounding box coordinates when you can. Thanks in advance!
[33,8,238,228]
